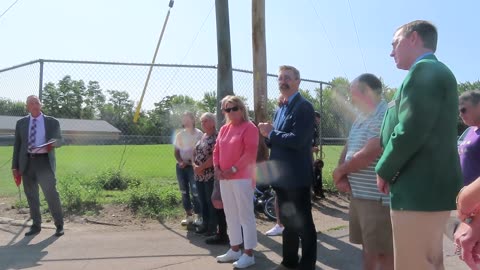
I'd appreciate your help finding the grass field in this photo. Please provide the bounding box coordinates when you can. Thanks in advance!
[0,145,343,197]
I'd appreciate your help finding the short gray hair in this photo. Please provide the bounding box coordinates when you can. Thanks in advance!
[460,90,480,106]
[200,112,216,127]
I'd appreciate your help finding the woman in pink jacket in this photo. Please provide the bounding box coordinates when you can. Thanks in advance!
[213,96,259,269]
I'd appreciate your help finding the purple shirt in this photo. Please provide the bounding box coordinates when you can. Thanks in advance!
[458,127,480,185]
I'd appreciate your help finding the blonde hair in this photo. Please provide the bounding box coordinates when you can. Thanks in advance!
[220,95,233,110]
[224,96,249,124]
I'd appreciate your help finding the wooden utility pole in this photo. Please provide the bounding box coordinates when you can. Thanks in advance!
[252,0,269,161]
[215,0,234,126]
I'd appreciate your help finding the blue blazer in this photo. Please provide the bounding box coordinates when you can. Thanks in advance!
[266,93,315,189]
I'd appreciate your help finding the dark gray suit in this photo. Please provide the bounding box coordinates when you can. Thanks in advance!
[12,114,63,227]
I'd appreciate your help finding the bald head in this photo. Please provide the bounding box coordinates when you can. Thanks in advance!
[26,95,42,117]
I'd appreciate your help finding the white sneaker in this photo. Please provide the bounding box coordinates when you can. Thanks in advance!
[232,253,255,268]
[194,216,203,226]
[181,215,194,226]
[216,249,241,263]
[265,224,284,236]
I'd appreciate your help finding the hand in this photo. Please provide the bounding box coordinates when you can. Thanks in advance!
[332,167,346,184]
[335,176,351,193]
[312,146,319,153]
[457,188,480,222]
[455,218,480,269]
[222,167,235,178]
[193,164,203,175]
[214,166,223,180]
[258,122,273,137]
[178,161,186,169]
[376,175,389,194]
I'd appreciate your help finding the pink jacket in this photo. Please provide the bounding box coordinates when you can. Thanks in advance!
[213,121,259,180]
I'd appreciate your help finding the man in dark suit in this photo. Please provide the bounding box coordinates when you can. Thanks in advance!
[12,95,64,237]
[259,65,317,270]
[375,20,462,269]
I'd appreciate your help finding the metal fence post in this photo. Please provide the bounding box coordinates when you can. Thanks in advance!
[38,59,44,101]
[319,82,323,154]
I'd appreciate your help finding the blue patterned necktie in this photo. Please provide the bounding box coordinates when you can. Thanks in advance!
[28,118,37,152]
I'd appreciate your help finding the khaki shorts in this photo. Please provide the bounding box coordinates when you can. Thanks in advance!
[349,197,393,254]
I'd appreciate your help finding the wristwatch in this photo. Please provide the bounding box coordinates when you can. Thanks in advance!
[231,166,238,173]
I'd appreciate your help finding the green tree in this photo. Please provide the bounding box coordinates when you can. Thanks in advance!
[198,91,217,113]
[42,76,106,119]
[458,80,480,95]
[318,77,352,139]
[83,81,106,119]
[0,98,26,116]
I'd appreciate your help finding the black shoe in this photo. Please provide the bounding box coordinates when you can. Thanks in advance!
[195,226,208,235]
[203,230,217,237]
[205,234,229,245]
[55,225,64,237]
[25,225,41,236]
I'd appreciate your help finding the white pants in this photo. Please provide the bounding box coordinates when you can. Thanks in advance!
[219,179,257,249]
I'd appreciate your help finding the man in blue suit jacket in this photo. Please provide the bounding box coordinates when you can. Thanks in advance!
[259,65,317,270]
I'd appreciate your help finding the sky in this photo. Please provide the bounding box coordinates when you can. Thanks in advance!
[0,0,479,100]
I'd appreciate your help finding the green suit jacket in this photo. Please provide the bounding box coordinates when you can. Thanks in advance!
[12,114,62,174]
[375,54,462,211]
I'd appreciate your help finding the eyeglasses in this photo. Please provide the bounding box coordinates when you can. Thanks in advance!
[224,106,239,113]
[277,75,295,82]
[460,107,467,114]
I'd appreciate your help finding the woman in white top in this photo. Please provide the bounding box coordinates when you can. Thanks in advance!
[174,111,203,226]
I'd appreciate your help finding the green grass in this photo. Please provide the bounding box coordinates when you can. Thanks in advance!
[0,144,343,197]
[0,145,178,197]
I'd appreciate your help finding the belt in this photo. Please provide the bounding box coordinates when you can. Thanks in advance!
[27,153,49,158]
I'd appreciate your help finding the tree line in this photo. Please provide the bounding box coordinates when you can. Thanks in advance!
[1,75,478,138]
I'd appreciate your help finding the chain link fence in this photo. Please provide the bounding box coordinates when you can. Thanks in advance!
[0,59,350,179]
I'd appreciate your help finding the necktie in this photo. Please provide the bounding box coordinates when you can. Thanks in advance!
[277,99,288,107]
[28,118,37,152]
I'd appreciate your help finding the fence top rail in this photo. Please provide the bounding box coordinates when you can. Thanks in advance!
[0,59,41,73]
[232,67,331,85]
[0,59,332,85]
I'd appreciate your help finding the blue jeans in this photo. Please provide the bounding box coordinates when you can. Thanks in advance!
[176,164,200,214]
[196,179,217,232]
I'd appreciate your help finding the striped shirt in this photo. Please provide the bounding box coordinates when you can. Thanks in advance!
[346,100,389,205]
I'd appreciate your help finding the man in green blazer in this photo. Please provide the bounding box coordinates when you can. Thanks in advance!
[375,20,462,269]
[12,95,64,237]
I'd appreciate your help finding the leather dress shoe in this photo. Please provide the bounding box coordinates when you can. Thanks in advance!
[55,225,64,237]
[270,264,297,270]
[25,225,41,236]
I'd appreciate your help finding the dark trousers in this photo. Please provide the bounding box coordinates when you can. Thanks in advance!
[216,208,227,236]
[275,187,317,270]
[196,180,216,232]
[176,164,200,214]
[23,155,63,227]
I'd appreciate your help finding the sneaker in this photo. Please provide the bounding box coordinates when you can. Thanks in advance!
[233,253,255,268]
[265,224,284,236]
[206,234,229,245]
[194,217,203,227]
[181,215,194,226]
[216,248,241,263]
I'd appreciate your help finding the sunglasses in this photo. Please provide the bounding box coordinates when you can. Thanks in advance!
[460,107,467,114]
[224,106,239,113]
